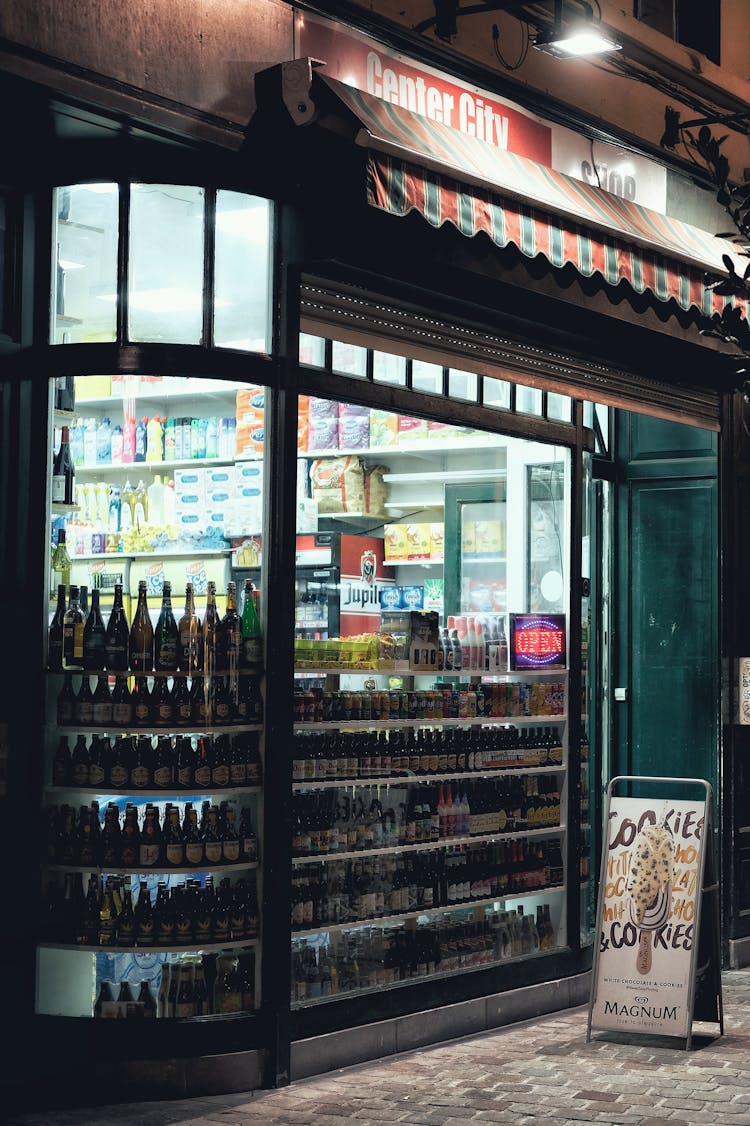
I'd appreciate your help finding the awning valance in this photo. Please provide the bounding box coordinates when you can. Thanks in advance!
[309,69,746,320]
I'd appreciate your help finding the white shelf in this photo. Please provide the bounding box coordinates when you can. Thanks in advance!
[304,438,508,460]
[293,667,567,680]
[294,715,567,730]
[291,884,565,939]
[292,765,564,790]
[381,557,444,567]
[291,825,564,865]
[67,547,230,561]
[74,457,235,474]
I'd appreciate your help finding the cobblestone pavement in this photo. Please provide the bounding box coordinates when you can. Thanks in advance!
[8,970,750,1126]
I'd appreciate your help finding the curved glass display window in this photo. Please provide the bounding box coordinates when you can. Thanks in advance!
[51,184,272,352]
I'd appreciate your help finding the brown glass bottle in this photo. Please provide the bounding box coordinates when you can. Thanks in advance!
[63,585,85,668]
[129,580,154,673]
[177,582,202,672]
[154,580,179,673]
[83,588,107,671]
[201,581,220,674]
[111,674,133,727]
[218,581,241,673]
[131,675,153,726]
[104,583,130,672]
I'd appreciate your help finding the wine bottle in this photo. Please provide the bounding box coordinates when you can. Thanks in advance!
[129,580,154,673]
[154,580,179,672]
[83,588,107,671]
[51,529,71,592]
[240,579,262,668]
[177,582,202,672]
[105,583,130,671]
[63,585,85,667]
[48,583,67,670]
[202,581,220,673]
[218,581,241,672]
[52,426,76,505]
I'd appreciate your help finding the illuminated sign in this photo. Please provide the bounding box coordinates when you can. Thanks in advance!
[510,614,566,670]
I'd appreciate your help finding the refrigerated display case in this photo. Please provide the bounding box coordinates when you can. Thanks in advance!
[42,374,266,1022]
[290,394,572,1007]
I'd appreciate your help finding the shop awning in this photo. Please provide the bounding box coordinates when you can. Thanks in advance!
[305,68,747,321]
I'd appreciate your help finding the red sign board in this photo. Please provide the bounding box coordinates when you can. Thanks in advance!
[299,16,552,166]
[510,614,566,670]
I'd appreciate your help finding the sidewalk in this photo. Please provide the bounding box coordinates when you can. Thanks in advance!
[7,970,750,1126]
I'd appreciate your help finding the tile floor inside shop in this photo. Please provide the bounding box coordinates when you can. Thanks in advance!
[7,970,750,1126]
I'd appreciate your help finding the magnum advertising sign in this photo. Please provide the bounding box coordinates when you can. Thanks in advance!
[589,790,712,1042]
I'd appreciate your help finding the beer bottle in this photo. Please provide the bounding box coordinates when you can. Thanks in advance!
[48,584,67,670]
[63,584,85,667]
[194,736,212,790]
[201,581,220,673]
[154,580,179,672]
[99,803,121,867]
[239,954,255,1011]
[98,876,118,946]
[218,581,241,673]
[94,979,114,1018]
[177,582,202,672]
[211,879,230,944]
[176,736,195,788]
[153,735,174,788]
[117,886,136,947]
[213,954,242,1014]
[57,670,76,726]
[74,675,95,727]
[138,980,157,1018]
[91,674,113,727]
[240,579,262,668]
[170,675,191,726]
[81,873,101,945]
[134,879,155,946]
[83,588,107,671]
[239,807,258,863]
[76,805,97,867]
[108,736,131,790]
[164,805,185,867]
[131,735,154,789]
[104,583,130,671]
[229,737,247,787]
[131,675,153,726]
[201,804,223,866]
[119,804,140,867]
[88,735,106,788]
[184,806,204,866]
[151,676,174,728]
[52,734,72,786]
[190,676,208,728]
[129,580,154,673]
[213,677,232,727]
[154,881,175,945]
[193,962,209,1016]
[139,805,163,867]
[157,962,171,1018]
[194,881,213,947]
[167,957,179,1015]
[111,674,133,727]
[174,963,195,1019]
[220,805,240,864]
[71,734,90,787]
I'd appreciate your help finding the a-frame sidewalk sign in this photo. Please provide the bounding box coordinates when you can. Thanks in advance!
[587,775,723,1051]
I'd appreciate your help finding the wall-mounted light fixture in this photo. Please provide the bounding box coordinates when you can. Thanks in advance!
[532,0,621,57]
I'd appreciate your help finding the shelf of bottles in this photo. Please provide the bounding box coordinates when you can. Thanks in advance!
[39,548,266,1020]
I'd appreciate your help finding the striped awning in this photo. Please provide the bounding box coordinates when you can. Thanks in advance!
[317,73,747,319]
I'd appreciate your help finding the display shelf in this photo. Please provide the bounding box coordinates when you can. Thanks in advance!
[290,946,558,1010]
[294,716,567,731]
[73,456,236,474]
[45,784,262,797]
[304,438,507,460]
[291,884,566,939]
[51,502,79,515]
[293,668,567,680]
[51,666,262,679]
[54,408,80,426]
[63,547,230,561]
[382,557,444,567]
[292,766,563,790]
[48,861,259,875]
[292,825,564,865]
[76,379,249,406]
[39,937,258,954]
[55,724,263,736]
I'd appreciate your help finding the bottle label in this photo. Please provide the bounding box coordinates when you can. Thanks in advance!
[134,703,150,723]
[204,841,222,865]
[131,765,150,788]
[72,764,89,786]
[230,763,246,785]
[222,840,240,863]
[194,765,211,787]
[89,763,105,786]
[243,639,262,666]
[109,765,128,787]
[76,703,94,725]
[166,842,185,865]
[51,475,67,503]
[136,919,155,946]
[113,703,132,724]
[157,705,173,722]
[178,767,194,787]
[139,842,161,866]
[154,766,172,787]
[211,765,230,787]
[92,704,112,725]
[185,842,204,865]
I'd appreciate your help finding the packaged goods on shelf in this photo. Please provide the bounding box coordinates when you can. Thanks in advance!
[307,397,339,453]
[384,523,409,561]
[297,395,310,452]
[338,402,370,450]
[379,610,440,672]
[398,415,428,442]
[309,456,365,514]
[75,375,111,399]
[369,409,399,448]
[428,419,468,441]
[235,386,265,457]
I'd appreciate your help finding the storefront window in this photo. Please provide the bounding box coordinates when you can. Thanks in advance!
[214,191,271,352]
[332,340,367,377]
[448,367,478,401]
[516,385,543,417]
[129,184,205,344]
[373,351,407,386]
[411,359,443,394]
[51,183,272,350]
[51,183,119,344]
[547,392,572,423]
[483,376,511,411]
[292,392,571,1004]
[43,373,266,1018]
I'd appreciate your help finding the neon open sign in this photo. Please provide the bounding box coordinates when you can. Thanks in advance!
[510,614,566,669]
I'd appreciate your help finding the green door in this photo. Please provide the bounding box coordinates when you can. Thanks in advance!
[613,413,719,794]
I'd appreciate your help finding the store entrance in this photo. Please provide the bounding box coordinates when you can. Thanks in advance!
[610,411,719,798]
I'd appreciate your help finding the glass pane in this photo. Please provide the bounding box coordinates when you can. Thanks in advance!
[546,392,572,423]
[482,376,511,410]
[516,385,543,416]
[300,333,326,367]
[373,351,407,386]
[214,191,271,353]
[128,184,204,345]
[448,368,478,401]
[51,184,119,344]
[583,401,594,428]
[332,340,367,377]
[411,359,443,393]
[595,403,609,454]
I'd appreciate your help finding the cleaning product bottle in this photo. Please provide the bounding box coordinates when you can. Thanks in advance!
[123,415,136,463]
[111,424,123,464]
[96,417,112,464]
[162,477,176,528]
[147,416,164,463]
[164,417,176,461]
[135,417,148,462]
[121,480,135,532]
[147,474,165,526]
[133,480,148,528]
